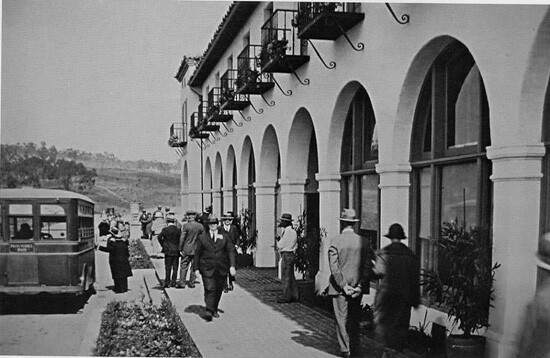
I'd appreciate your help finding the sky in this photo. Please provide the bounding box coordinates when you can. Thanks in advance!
[1,0,230,163]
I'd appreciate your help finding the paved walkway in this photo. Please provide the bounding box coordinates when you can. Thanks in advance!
[139,237,411,358]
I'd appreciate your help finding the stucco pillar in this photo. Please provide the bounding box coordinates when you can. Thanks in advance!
[314,173,341,293]
[278,178,306,217]
[221,186,234,215]
[254,182,278,268]
[485,144,545,358]
[187,190,203,213]
[376,163,412,248]
[212,189,222,218]
[234,185,248,215]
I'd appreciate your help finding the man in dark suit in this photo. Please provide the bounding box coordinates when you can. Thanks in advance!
[328,209,374,358]
[157,213,181,288]
[178,210,204,288]
[194,214,236,321]
[220,212,240,248]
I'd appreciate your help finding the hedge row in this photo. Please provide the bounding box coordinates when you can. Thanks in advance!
[94,299,201,357]
[129,238,154,269]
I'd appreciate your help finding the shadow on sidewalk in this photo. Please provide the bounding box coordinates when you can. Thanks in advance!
[235,267,387,358]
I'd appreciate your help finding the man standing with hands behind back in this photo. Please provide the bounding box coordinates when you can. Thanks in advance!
[194,214,236,321]
[178,210,204,288]
[328,208,374,358]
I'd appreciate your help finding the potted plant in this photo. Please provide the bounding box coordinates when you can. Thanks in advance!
[421,220,500,358]
[236,68,260,90]
[293,211,325,302]
[206,104,219,119]
[236,208,257,268]
[220,87,234,105]
[266,38,288,60]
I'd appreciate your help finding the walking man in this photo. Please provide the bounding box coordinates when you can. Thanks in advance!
[157,213,181,288]
[179,210,204,288]
[276,213,299,303]
[139,209,149,239]
[373,223,420,358]
[194,214,236,321]
[328,209,374,358]
[220,212,240,248]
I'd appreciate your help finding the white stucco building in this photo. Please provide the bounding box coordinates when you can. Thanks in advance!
[169,2,550,357]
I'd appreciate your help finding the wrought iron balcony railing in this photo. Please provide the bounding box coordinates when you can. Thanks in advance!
[295,2,364,41]
[220,69,250,111]
[260,9,309,73]
[206,88,233,122]
[168,122,187,147]
[188,112,209,139]
[236,45,275,95]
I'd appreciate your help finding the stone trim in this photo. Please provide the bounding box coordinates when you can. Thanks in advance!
[487,144,546,182]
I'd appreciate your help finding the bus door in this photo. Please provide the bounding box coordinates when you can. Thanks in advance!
[7,203,39,285]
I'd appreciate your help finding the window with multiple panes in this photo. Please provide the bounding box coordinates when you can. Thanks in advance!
[340,87,380,250]
[410,41,492,287]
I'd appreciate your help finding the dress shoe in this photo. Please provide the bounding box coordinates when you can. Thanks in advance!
[163,283,170,288]
[203,310,213,322]
[176,283,185,289]
[340,352,351,358]
[212,311,220,318]
[187,282,195,288]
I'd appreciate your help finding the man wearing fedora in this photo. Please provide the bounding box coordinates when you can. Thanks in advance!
[276,213,300,303]
[178,210,204,288]
[220,212,240,248]
[157,213,181,288]
[328,208,374,358]
[194,214,236,321]
[373,223,420,358]
[515,232,550,358]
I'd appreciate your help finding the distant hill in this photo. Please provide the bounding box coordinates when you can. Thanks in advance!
[82,167,181,216]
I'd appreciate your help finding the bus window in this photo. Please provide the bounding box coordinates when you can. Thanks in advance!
[9,204,33,240]
[0,204,3,241]
[40,204,67,240]
[79,217,94,240]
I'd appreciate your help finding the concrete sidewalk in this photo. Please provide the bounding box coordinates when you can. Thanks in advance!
[139,237,405,358]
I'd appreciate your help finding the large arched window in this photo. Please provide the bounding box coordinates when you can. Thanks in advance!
[410,41,492,286]
[340,87,380,249]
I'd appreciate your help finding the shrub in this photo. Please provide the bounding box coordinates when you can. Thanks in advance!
[129,239,154,269]
[94,299,200,357]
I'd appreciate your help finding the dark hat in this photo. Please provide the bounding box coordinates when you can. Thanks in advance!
[537,232,550,269]
[207,214,219,224]
[384,223,406,240]
[221,212,234,220]
[185,210,197,216]
[279,213,293,222]
[205,205,213,213]
[339,208,359,222]
[142,209,146,212]
[110,228,122,238]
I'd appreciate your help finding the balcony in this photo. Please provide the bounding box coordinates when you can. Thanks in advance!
[206,88,233,122]
[168,122,187,147]
[260,9,309,73]
[188,112,209,139]
[236,45,275,95]
[295,3,364,40]
[220,69,250,111]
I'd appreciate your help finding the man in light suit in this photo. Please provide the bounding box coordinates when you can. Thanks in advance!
[328,209,374,358]
[194,214,236,321]
[178,210,204,288]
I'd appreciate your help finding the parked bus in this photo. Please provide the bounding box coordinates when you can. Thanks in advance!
[0,188,95,295]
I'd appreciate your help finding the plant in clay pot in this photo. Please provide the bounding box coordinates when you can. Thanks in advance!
[421,220,500,358]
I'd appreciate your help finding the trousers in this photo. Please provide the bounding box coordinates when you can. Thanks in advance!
[179,254,196,284]
[333,294,362,355]
[279,251,299,301]
[164,255,180,285]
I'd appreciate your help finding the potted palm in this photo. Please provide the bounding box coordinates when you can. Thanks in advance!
[236,208,257,268]
[421,220,500,358]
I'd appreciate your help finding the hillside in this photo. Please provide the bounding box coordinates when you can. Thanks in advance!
[83,167,181,216]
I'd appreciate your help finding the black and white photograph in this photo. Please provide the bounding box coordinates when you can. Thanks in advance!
[1,1,550,357]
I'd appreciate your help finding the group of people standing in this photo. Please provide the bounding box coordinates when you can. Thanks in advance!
[156,206,240,322]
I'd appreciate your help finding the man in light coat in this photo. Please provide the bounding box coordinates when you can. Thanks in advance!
[178,210,204,288]
[276,213,299,303]
[328,208,374,358]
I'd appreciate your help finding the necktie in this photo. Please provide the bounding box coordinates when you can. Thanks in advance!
[212,233,215,242]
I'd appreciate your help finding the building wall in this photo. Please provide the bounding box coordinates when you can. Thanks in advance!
[178,4,550,357]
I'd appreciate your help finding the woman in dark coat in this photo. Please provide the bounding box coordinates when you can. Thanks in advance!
[98,228,133,293]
